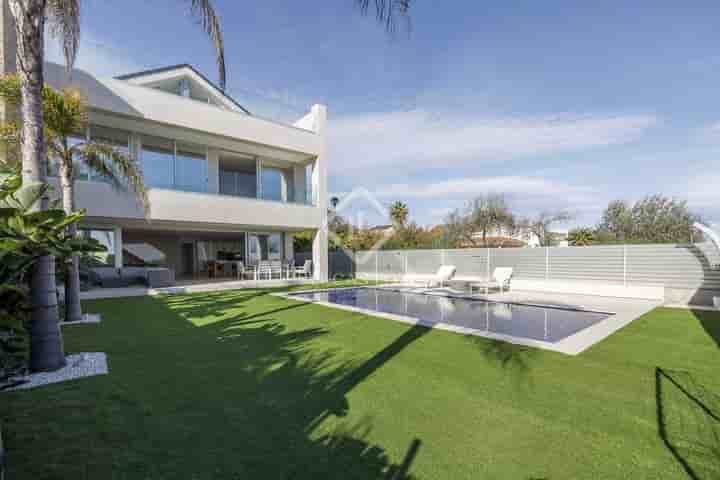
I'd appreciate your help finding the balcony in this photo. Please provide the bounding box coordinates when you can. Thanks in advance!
[53,179,323,231]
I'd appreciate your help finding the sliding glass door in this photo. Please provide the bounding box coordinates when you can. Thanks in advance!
[247,233,284,264]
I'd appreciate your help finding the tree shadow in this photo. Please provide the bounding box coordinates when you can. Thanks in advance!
[465,336,538,391]
[655,367,720,479]
[3,290,427,478]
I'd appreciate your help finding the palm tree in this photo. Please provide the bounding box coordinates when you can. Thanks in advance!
[6,0,411,372]
[0,77,148,322]
[389,200,409,228]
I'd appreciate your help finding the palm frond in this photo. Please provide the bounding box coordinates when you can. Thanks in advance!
[188,0,226,90]
[355,0,412,35]
[76,142,150,215]
[43,87,87,138]
[46,0,81,71]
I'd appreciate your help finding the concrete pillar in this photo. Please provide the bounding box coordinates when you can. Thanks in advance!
[284,233,294,263]
[293,164,307,204]
[310,104,328,282]
[114,226,123,269]
[207,148,219,193]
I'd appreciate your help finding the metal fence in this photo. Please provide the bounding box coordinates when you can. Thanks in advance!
[351,243,720,290]
[295,250,355,279]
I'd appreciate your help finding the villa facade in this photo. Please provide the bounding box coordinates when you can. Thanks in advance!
[0,9,328,281]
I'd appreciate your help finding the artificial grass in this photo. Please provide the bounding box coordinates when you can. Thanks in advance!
[2,285,720,479]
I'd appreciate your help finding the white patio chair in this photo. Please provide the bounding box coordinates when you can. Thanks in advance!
[256,261,272,280]
[270,260,283,279]
[470,267,514,294]
[294,260,312,279]
[424,265,457,288]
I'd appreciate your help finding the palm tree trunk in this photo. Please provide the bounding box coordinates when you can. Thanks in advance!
[9,0,66,371]
[59,162,82,323]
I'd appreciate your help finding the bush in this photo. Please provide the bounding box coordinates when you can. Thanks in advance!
[0,285,29,387]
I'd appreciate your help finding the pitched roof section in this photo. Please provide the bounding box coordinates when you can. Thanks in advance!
[116,64,251,115]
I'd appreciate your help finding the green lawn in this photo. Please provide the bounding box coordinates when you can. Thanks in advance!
[2,283,720,479]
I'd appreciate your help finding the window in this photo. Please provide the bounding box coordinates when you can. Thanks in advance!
[248,233,283,263]
[261,167,283,201]
[219,169,256,197]
[141,135,174,189]
[89,126,131,183]
[79,228,115,266]
[175,143,207,193]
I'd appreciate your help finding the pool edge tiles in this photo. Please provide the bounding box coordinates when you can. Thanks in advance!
[277,287,661,356]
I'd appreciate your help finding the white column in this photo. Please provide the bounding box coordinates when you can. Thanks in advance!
[114,226,123,269]
[311,104,328,282]
[206,148,220,194]
[256,157,262,199]
[284,233,294,262]
[293,164,307,204]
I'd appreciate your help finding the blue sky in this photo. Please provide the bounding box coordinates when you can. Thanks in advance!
[46,0,720,228]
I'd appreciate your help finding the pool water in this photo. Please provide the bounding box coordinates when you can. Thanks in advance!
[290,288,612,343]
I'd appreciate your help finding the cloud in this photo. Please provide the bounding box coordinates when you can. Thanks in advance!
[45,29,143,78]
[685,173,720,210]
[359,175,608,226]
[329,110,660,173]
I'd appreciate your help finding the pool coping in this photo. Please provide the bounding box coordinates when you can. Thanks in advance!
[274,286,661,356]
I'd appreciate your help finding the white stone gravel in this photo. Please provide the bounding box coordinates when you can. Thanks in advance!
[4,352,108,391]
[61,313,102,326]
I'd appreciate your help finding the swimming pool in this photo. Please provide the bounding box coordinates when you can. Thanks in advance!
[289,287,613,345]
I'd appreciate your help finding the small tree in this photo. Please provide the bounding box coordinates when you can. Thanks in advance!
[598,200,632,242]
[467,194,514,247]
[522,211,573,247]
[596,195,699,244]
[567,227,594,246]
[442,209,474,248]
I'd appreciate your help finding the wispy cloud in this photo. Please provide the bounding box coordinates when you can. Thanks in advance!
[45,29,143,78]
[329,110,660,173]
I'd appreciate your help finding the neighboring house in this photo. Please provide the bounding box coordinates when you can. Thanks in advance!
[472,228,569,248]
[0,21,328,281]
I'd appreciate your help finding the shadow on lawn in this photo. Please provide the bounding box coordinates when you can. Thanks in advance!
[655,367,720,479]
[43,290,428,479]
[695,309,720,349]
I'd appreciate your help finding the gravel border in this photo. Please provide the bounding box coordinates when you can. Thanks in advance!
[61,313,102,326]
[3,353,108,392]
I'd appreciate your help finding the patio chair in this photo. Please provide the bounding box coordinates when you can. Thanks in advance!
[294,260,312,279]
[270,260,283,279]
[256,261,272,280]
[235,261,253,280]
[469,267,514,294]
[424,265,457,288]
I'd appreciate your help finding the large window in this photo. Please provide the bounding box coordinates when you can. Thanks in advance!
[79,228,116,266]
[175,143,207,193]
[89,126,131,183]
[141,136,174,189]
[248,233,283,263]
[261,167,283,202]
[219,169,256,197]
[141,136,208,192]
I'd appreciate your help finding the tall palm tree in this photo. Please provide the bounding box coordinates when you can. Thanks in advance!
[389,200,409,228]
[6,0,411,372]
[0,77,148,322]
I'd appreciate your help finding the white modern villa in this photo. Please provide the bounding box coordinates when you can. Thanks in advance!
[0,9,328,284]
[45,63,328,283]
